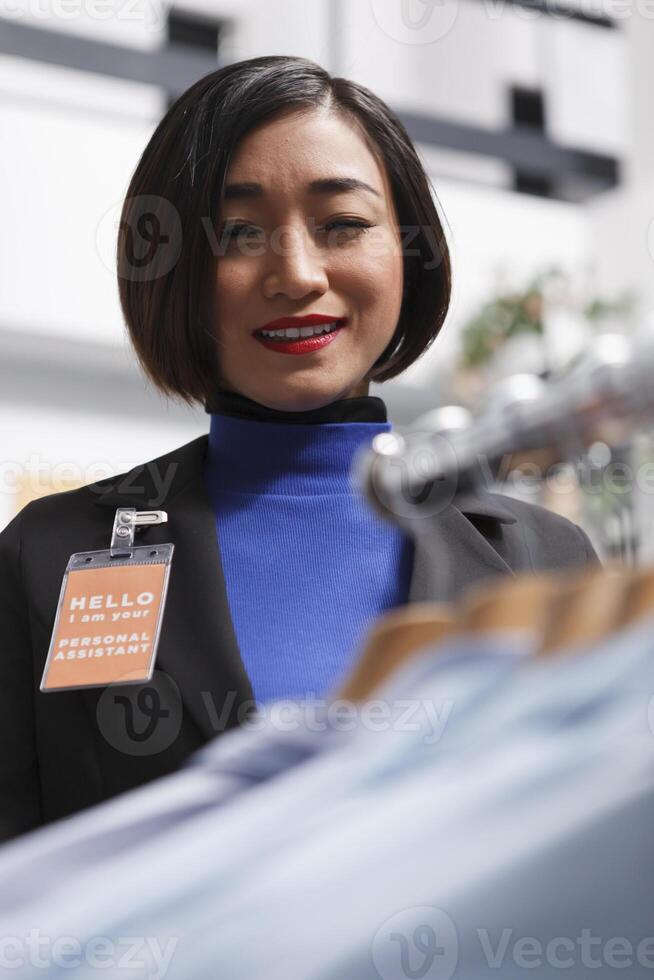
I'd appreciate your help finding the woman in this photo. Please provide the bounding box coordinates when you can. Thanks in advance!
[0,55,597,844]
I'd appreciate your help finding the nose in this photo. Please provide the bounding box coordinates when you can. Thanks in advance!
[262,221,329,300]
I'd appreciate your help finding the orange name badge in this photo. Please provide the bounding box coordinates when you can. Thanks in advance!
[40,542,174,693]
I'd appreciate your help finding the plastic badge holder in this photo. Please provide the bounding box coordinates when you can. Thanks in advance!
[40,509,174,692]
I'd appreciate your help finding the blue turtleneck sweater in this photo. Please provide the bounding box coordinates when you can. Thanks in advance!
[202,390,415,704]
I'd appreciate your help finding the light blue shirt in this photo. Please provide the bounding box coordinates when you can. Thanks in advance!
[1,617,653,979]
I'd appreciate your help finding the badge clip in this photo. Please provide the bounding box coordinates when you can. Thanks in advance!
[110,507,169,556]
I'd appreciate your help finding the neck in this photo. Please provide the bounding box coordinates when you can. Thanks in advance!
[204,408,392,496]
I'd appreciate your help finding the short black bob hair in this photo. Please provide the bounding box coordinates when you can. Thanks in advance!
[116,54,452,408]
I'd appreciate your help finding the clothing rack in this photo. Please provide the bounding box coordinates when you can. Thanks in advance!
[355,334,654,527]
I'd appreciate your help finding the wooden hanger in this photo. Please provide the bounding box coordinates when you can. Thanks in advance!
[614,566,654,629]
[457,572,565,636]
[339,574,564,702]
[339,602,454,702]
[537,565,628,657]
[338,555,654,703]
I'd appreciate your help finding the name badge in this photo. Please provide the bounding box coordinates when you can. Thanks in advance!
[40,509,174,692]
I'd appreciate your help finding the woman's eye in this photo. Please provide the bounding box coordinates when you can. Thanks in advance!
[323,219,373,239]
[223,223,261,240]
[220,219,373,250]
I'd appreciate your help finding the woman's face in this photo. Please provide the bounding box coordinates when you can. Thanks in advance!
[211,107,404,411]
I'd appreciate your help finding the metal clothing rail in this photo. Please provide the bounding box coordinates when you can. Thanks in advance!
[354,334,654,525]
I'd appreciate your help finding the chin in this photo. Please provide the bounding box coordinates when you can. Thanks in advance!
[252,374,367,412]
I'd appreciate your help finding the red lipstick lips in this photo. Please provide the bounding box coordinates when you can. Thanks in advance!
[254,315,349,356]
[255,314,347,333]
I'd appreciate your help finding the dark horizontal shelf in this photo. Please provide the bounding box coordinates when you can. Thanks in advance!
[0,19,620,201]
[400,110,619,201]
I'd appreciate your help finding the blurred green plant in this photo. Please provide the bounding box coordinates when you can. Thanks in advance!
[584,292,639,323]
[459,266,639,369]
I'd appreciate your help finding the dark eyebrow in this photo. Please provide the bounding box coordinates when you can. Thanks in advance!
[222,177,382,201]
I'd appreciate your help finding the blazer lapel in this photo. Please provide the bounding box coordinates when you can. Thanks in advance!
[407,491,518,604]
[93,434,253,740]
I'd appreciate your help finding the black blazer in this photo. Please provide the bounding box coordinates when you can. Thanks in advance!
[0,432,598,843]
